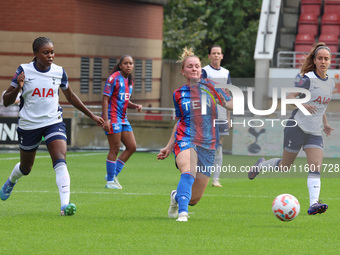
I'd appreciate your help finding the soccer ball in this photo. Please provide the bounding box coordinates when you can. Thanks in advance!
[272,194,300,222]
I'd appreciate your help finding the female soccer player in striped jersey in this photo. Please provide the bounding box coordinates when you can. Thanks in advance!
[0,37,104,216]
[248,42,335,215]
[157,47,233,221]
[102,55,142,189]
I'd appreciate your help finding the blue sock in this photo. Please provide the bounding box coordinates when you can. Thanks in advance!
[175,172,195,214]
[106,159,116,182]
[116,159,125,177]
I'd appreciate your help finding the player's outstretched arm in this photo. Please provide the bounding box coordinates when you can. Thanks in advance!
[157,123,177,160]
[62,86,104,126]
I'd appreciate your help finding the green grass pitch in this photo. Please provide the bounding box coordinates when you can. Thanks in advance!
[0,151,339,254]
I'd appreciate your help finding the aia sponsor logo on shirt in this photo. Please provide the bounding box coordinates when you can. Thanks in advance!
[313,96,330,104]
[31,88,54,97]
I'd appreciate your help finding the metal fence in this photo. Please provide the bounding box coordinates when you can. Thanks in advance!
[277,51,340,69]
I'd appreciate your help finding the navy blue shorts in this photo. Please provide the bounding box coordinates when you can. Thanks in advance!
[218,123,229,136]
[283,120,323,153]
[17,122,67,152]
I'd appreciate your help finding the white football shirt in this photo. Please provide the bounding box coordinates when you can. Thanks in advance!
[11,62,68,130]
[294,71,335,135]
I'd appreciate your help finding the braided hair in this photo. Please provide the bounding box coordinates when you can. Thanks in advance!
[109,55,134,85]
[32,37,53,62]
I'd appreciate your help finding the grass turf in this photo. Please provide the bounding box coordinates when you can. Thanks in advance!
[0,152,339,254]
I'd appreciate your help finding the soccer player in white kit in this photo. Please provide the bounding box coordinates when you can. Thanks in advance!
[0,37,104,216]
[202,45,232,187]
[248,42,335,215]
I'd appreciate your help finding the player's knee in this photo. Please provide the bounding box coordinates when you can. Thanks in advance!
[126,143,137,154]
[109,146,120,156]
[130,144,137,153]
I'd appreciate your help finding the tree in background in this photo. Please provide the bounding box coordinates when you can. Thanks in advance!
[163,0,262,77]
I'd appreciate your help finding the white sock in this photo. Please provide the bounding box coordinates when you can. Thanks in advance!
[54,161,70,207]
[307,171,320,206]
[259,158,281,171]
[9,162,24,183]
[213,145,223,180]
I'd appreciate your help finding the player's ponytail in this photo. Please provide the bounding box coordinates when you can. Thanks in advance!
[109,55,134,85]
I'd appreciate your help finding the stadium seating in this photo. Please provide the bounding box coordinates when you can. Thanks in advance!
[321,14,340,37]
[301,0,322,17]
[295,34,315,46]
[294,34,315,68]
[298,14,319,37]
[319,34,339,68]
[319,34,339,51]
[324,0,340,15]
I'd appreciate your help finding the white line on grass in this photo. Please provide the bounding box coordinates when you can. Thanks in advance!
[12,190,340,200]
[0,152,107,161]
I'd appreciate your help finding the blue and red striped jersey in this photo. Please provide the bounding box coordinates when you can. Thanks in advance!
[173,80,218,151]
[103,71,133,124]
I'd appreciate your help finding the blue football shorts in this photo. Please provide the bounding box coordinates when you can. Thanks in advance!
[174,144,215,177]
[283,119,323,153]
[17,122,67,152]
[106,122,133,135]
[195,145,216,177]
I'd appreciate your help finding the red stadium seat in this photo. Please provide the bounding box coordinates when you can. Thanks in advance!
[294,34,314,68]
[295,44,313,52]
[301,0,322,17]
[319,34,339,68]
[324,0,340,15]
[298,14,319,37]
[295,34,315,45]
[321,14,340,37]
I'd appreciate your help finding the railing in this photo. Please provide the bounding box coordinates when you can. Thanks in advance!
[277,51,340,69]
[60,105,176,121]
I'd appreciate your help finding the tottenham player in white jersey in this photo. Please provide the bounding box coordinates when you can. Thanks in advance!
[248,42,335,215]
[0,37,104,216]
[202,45,232,187]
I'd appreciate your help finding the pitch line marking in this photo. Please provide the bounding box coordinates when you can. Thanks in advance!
[0,152,107,161]
[11,190,340,200]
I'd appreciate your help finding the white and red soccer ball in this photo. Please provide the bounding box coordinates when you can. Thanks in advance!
[272,194,300,222]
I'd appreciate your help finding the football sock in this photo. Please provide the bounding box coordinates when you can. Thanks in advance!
[54,159,70,207]
[115,159,125,177]
[106,159,116,182]
[259,158,281,171]
[9,162,24,184]
[307,171,321,206]
[175,172,195,214]
[213,144,223,180]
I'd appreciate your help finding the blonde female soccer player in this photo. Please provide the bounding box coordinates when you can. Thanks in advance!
[158,47,232,221]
